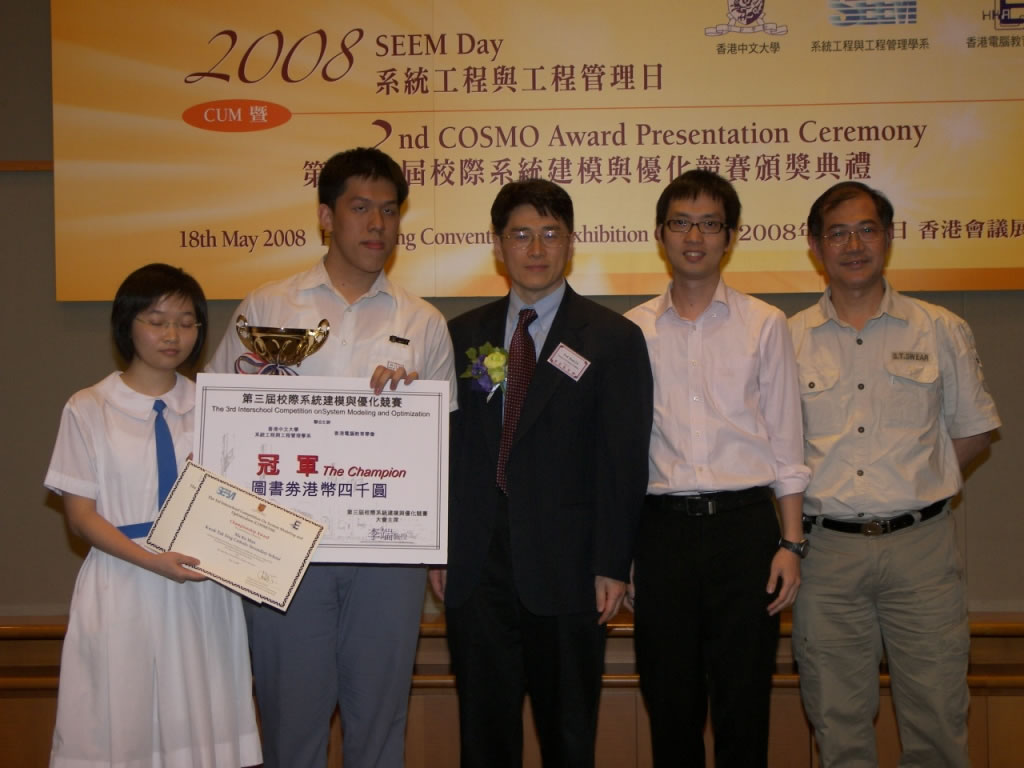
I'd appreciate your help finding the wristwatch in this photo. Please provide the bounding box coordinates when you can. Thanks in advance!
[778,537,810,558]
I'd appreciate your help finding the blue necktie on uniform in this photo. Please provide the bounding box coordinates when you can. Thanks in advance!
[153,399,177,508]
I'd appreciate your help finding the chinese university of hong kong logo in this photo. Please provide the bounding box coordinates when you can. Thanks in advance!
[705,0,789,36]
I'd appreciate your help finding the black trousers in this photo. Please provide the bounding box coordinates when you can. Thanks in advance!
[446,511,606,768]
[634,494,781,768]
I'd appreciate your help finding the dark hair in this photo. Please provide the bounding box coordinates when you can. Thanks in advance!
[807,181,894,238]
[655,169,741,232]
[490,179,574,233]
[317,147,408,209]
[111,263,208,366]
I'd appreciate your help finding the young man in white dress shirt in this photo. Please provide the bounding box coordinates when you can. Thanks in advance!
[625,170,809,767]
[208,147,456,768]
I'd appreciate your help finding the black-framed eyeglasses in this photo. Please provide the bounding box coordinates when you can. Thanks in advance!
[664,219,726,235]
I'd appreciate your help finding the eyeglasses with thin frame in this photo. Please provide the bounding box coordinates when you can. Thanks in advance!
[663,219,726,235]
[502,229,569,249]
[134,316,202,331]
[821,224,886,248]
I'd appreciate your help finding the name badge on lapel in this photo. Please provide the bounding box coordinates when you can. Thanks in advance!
[547,343,591,381]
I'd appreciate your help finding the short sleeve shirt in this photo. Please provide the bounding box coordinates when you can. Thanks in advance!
[788,282,1000,519]
[207,258,457,409]
[45,372,194,522]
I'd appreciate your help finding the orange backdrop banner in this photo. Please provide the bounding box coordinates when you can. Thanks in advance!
[52,0,1024,299]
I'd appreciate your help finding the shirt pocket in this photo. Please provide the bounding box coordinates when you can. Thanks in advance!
[798,364,842,437]
[374,334,416,374]
[884,358,939,428]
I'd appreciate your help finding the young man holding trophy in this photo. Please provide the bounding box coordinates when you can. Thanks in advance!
[208,147,457,768]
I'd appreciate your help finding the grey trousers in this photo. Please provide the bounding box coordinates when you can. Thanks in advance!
[244,563,427,768]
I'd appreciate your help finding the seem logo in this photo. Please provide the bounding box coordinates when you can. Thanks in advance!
[829,1,918,26]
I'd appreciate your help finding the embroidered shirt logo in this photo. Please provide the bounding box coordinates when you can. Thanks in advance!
[892,351,929,361]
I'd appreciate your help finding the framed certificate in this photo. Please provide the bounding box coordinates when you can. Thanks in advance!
[147,462,323,610]
[193,373,449,564]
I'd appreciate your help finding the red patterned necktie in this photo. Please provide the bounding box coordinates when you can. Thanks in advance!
[497,308,538,493]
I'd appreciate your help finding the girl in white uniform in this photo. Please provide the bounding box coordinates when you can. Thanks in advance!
[44,264,261,768]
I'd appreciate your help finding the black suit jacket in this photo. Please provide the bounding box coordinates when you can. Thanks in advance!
[445,285,654,615]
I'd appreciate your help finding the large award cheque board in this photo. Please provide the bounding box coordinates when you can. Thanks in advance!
[193,374,449,564]
[53,1,1024,298]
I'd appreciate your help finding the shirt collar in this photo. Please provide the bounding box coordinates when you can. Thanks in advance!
[655,276,730,322]
[876,279,909,322]
[710,277,730,313]
[102,372,193,421]
[295,256,394,304]
[813,278,907,329]
[508,279,566,332]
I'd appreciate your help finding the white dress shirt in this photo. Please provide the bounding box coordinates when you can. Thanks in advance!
[625,278,809,498]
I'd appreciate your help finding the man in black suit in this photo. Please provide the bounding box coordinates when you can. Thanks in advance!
[429,179,653,768]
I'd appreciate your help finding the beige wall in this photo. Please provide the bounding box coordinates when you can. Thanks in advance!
[1,1,1021,615]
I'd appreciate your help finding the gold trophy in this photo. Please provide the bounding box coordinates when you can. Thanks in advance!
[235,315,330,375]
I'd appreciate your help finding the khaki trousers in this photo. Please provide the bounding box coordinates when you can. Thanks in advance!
[794,511,969,768]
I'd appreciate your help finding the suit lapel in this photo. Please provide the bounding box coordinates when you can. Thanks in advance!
[514,286,587,442]
[474,297,509,461]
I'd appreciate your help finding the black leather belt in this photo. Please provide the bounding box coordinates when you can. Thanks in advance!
[803,497,950,536]
[646,487,773,517]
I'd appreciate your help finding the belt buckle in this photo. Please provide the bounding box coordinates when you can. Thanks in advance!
[864,520,884,536]
[684,496,715,516]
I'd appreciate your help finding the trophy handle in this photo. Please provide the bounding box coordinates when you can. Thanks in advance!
[312,319,329,345]
[236,314,253,341]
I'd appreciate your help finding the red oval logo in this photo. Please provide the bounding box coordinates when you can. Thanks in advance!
[182,99,291,132]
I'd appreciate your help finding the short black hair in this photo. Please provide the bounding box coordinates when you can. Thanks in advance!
[807,181,894,238]
[655,170,741,232]
[317,147,408,209]
[490,179,574,233]
[111,263,208,367]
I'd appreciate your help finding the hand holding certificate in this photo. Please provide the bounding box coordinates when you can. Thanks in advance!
[147,462,323,611]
